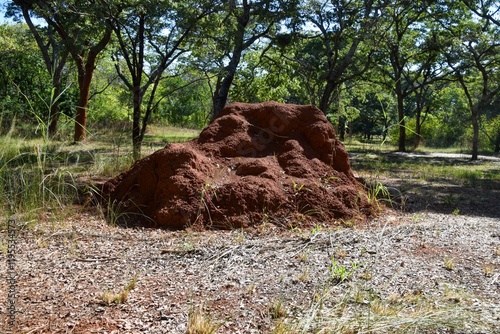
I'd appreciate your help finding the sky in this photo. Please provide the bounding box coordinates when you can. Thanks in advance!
[0,1,46,26]
[0,0,15,24]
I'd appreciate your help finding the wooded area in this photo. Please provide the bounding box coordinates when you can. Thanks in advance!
[1,0,499,159]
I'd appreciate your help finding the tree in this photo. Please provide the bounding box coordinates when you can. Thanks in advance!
[438,0,500,159]
[372,0,434,152]
[274,36,326,106]
[0,23,51,133]
[154,73,212,128]
[20,0,116,142]
[230,48,304,104]
[406,28,452,147]
[298,0,382,114]
[195,0,299,118]
[480,98,500,152]
[7,1,69,138]
[111,0,213,158]
[350,89,396,141]
[461,0,500,26]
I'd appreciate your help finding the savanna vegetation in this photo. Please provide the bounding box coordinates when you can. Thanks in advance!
[0,0,499,224]
[0,0,499,157]
[0,2,499,333]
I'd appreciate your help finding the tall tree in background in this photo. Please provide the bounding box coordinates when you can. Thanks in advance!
[374,0,430,152]
[19,0,115,142]
[112,0,213,158]
[407,27,451,147]
[198,0,299,118]
[7,1,69,138]
[462,0,500,26]
[298,0,381,114]
[438,0,500,160]
[461,0,500,154]
[0,23,51,132]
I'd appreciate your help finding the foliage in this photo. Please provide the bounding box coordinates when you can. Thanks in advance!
[328,257,359,284]
[0,0,499,158]
[0,24,51,134]
[153,74,212,129]
[0,137,78,222]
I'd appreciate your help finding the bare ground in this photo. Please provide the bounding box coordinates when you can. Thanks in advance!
[1,153,499,334]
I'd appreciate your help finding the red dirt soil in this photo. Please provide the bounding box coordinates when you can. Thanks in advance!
[100,101,376,229]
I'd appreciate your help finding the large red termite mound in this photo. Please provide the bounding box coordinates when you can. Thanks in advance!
[100,101,376,229]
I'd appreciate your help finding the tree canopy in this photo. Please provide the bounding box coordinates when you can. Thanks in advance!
[1,0,499,158]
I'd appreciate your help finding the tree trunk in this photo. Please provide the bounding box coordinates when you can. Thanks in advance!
[470,107,479,160]
[21,5,68,139]
[338,115,346,141]
[74,58,96,142]
[319,80,335,114]
[396,84,406,152]
[212,50,242,118]
[414,108,422,147]
[132,85,143,160]
[72,26,112,142]
[494,130,500,153]
[212,76,233,118]
[318,36,362,115]
[212,1,250,118]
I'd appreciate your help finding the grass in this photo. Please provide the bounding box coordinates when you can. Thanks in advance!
[269,299,288,319]
[328,257,360,284]
[101,275,138,306]
[2,121,497,225]
[1,124,498,333]
[143,125,200,152]
[343,138,473,155]
[443,256,455,271]
[0,137,80,225]
[349,148,500,185]
[186,305,219,334]
[0,124,201,223]
[482,264,495,276]
[350,148,499,215]
[275,283,493,334]
[366,181,392,210]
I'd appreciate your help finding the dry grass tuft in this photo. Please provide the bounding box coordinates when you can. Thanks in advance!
[186,305,219,334]
[100,275,138,306]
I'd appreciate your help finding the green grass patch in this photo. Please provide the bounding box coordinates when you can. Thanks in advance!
[143,125,200,144]
[350,151,499,186]
[0,123,202,223]
[0,138,79,224]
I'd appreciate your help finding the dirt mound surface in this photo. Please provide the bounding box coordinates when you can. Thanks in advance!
[101,102,376,229]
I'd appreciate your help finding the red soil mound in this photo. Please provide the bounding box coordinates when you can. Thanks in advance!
[100,102,376,229]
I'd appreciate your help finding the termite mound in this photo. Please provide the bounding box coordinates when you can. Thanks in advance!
[100,101,376,229]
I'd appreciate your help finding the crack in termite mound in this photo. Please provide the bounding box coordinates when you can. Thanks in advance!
[100,101,377,229]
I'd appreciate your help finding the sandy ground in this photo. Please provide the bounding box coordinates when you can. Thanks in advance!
[0,209,498,333]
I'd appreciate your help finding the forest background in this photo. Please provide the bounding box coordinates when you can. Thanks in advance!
[0,0,499,161]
